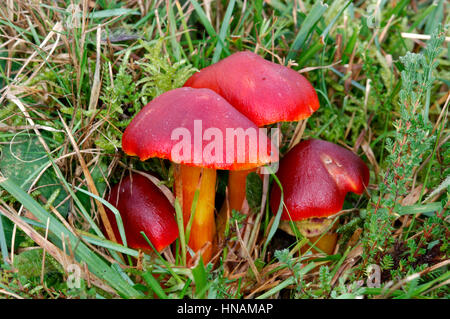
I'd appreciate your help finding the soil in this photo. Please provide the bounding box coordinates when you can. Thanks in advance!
[265,229,296,262]
[381,240,444,282]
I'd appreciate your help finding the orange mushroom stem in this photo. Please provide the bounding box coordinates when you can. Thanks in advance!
[175,165,217,262]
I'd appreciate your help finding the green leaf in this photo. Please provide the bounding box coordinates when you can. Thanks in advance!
[88,8,140,19]
[191,257,208,298]
[212,0,236,63]
[77,230,138,257]
[245,172,263,213]
[262,170,284,256]
[142,270,168,299]
[75,163,107,213]
[0,134,69,216]
[0,215,26,252]
[397,202,442,216]
[73,186,128,248]
[0,215,10,264]
[167,0,181,61]
[174,198,186,266]
[256,262,316,299]
[189,0,217,38]
[286,1,328,62]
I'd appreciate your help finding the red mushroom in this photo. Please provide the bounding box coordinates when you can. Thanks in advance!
[122,87,273,263]
[269,139,369,254]
[105,173,178,253]
[184,51,319,126]
[184,51,319,226]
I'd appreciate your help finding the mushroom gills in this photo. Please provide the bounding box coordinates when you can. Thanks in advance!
[279,217,333,238]
[279,218,338,255]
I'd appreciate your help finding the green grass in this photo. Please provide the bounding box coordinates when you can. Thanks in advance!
[0,0,448,299]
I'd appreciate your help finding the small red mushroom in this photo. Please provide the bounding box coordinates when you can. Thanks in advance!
[105,173,178,253]
[121,87,273,263]
[184,51,320,228]
[269,139,369,254]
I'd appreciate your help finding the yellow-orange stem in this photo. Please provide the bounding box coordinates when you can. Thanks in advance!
[300,232,338,255]
[179,165,216,263]
[279,219,339,256]
[227,169,255,212]
[216,168,256,238]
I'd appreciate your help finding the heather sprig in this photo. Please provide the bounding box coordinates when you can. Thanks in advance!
[362,25,446,264]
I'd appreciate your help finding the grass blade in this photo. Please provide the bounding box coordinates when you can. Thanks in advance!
[0,177,142,298]
[142,270,168,299]
[286,1,328,62]
[2,214,138,257]
[140,231,183,284]
[212,0,236,63]
[73,185,128,248]
[185,189,200,249]
[262,170,284,257]
[397,202,442,216]
[256,262,317,299]
[174,198,187,265]
[191,256,208,298]
[189,0,217,38]
[0,215,9,264]
[88,8,140,19]
[167,0,182,61]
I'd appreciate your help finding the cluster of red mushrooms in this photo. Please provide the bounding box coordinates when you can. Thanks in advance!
[104,51,370,265]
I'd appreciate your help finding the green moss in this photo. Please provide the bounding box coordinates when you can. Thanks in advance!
[13,248,63,280]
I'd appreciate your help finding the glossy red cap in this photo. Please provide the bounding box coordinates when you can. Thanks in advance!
[184,51,319,126]
[270,139,369,220]
[105,173,178,252]
[122,87,274,170]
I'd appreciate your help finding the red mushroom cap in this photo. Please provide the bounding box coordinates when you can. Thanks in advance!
[184,51,319,126]
[105,173,178,252]
[122,87,274,170]
[270,139,369,221]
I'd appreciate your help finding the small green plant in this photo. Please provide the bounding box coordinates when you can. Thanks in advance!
[362,25,446,265]
[97,50,140,153]
[137,39,197,103]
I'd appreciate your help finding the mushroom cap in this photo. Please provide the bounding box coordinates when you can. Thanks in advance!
[105,173,178,252]
[122,87,274,170]
[183,51,319,126]
[270,139,369,221]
